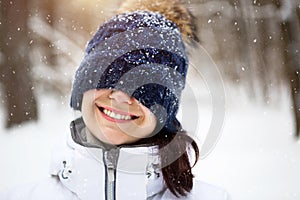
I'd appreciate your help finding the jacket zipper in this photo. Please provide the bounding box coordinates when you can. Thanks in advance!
[103,149,119,200]
[105,163,116,200]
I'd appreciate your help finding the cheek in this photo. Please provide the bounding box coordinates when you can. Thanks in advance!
[140,114,157,136]
[82,107,96,133]
[139,106,157,130]
[82,96,102,134]
[82,98,94,123]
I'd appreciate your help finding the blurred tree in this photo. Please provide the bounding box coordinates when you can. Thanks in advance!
[34,0,57,67]
[281,8,300,137]
[187,0,300,137]
[0,0,299,136]
[0,0,38,128]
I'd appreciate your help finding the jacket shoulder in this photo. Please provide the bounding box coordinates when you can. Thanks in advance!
[189,179,231,200]
[0,177,78,200]
[160,179,231,200]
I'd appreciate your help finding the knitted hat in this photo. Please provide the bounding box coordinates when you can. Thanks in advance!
[70,2,197,133]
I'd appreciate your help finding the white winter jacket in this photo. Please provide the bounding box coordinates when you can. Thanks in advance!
[1,119,230,200]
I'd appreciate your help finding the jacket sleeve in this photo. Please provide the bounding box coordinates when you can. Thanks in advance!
[0,177,79,200]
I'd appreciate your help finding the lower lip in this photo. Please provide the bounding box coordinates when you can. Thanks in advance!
[99,110,132,123]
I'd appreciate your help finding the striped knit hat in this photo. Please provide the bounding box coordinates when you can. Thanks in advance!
[70,10,189,132]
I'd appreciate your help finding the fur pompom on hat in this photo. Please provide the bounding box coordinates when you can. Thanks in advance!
[70,1,197,133]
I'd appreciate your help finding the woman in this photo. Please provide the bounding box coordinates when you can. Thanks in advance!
[2,0,230,199]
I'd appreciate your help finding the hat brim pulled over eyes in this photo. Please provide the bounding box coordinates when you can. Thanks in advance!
[96,48,186,132]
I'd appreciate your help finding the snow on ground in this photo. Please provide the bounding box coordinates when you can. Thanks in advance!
[195,86,300,200]
[0,84,300,200]
[0,94,73,192]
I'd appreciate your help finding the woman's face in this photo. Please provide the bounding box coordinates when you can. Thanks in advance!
[81,89,157,145]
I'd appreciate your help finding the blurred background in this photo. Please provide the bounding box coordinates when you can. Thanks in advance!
[0,0,300,199]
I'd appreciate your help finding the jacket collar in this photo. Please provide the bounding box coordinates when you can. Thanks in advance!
[49,118,165,199]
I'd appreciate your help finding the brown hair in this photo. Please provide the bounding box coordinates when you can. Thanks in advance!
[136,126,199,197]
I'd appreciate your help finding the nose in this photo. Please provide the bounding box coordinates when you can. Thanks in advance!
[109,90,133,105]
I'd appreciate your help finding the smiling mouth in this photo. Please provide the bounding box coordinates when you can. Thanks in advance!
[98,106,139,121]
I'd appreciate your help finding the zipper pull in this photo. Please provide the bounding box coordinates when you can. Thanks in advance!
[107,164,115,182]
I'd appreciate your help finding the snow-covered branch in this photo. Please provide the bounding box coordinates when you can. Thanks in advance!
[28,16,84,65]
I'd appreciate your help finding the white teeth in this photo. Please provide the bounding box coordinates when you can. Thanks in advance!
[111,112,116,118]
[102,108,133,120]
